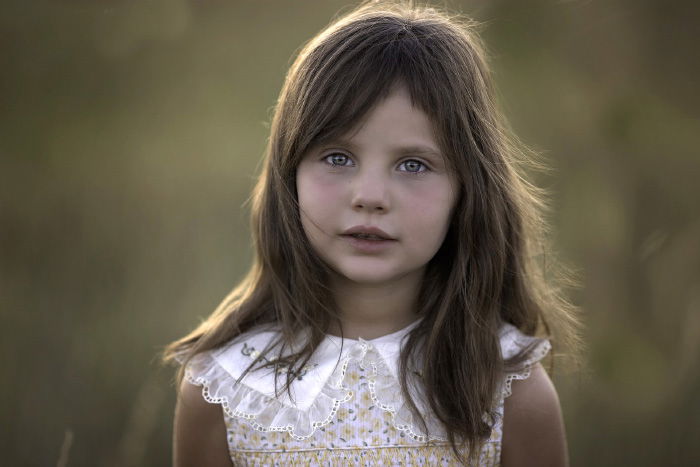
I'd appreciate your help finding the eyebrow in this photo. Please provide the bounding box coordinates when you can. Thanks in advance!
[322,137,443,159]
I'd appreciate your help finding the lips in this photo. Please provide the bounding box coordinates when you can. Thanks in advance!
[341,225,396,240]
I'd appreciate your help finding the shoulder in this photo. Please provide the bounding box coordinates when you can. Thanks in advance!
[170,327,281,467]
[501,363,569,467]
[173,378,232,467]
[170,326,312,465]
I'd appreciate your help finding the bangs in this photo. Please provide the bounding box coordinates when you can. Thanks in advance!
[293,16,451,160]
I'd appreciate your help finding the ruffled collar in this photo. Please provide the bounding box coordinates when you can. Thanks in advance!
[182,319,550,441]
[211,318,422,411]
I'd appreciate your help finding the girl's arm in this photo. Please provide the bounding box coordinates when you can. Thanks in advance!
[173,380,233,467]
[501,363,569,467]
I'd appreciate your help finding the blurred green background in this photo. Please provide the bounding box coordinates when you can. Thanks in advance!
[2,0,698,465]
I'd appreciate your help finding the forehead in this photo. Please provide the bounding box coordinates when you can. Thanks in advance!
[317,84,442,151]
[353,84,436,137]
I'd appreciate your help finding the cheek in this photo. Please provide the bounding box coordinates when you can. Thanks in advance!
[296,169,345,232]
[406,182,455,220]
[402,185,456,246]
[299,175,339,203]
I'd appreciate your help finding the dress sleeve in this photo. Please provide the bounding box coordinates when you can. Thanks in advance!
[498,322,552,399]
[175,349,247,409]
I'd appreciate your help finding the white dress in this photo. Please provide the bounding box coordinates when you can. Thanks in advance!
[180,320,550,466]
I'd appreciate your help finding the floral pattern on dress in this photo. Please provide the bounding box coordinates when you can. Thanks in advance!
[223,358,503,466]
[180,321,551,466]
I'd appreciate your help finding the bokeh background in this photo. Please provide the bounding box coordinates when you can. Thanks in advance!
[2,0,698,465]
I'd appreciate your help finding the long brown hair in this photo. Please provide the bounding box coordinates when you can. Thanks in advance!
[163,0,581,463]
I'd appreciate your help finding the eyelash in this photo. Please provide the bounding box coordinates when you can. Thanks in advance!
[322,153,430,175]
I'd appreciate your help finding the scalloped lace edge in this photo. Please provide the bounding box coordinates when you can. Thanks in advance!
[501,339,552,398]
[181,336,550,441]
[357,341,447,442]
[182,350,354,441]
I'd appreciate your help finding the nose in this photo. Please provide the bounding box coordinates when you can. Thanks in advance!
[350,170,390,213]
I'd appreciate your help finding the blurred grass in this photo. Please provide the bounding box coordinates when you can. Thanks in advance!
[1,0,699,465]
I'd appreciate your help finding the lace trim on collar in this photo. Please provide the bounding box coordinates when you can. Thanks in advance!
[182,337,446,441]
[181,323,550,441]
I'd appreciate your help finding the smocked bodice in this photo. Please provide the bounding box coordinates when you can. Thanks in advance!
[180,321,550,466]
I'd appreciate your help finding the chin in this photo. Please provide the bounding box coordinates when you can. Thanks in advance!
[332,266,407,286]
[344,275,396,286]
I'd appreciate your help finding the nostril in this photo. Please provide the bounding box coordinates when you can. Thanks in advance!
[353,201,387,212]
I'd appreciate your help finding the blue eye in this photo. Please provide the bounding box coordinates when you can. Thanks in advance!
[324,153,353,166]
[399,159,427,174]
[321,153,429,175]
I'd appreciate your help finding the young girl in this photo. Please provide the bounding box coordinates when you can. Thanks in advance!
[163,1,580,465]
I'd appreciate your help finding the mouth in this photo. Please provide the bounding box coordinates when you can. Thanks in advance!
[342,233,392,241]
[340,225,396,241]
[340,233,397,252]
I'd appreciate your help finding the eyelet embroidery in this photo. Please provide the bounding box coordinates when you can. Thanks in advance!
[241,342,318,381]
[180,322,549,465]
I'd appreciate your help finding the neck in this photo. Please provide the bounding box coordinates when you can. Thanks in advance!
[327,268,424,340]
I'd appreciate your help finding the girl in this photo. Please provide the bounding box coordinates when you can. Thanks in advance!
[163,1,580,465]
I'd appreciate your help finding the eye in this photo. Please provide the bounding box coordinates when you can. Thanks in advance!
[323,153,353,167]
[398,159,428,174]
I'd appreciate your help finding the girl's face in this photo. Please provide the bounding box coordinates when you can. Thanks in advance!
[296,83,458,288]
